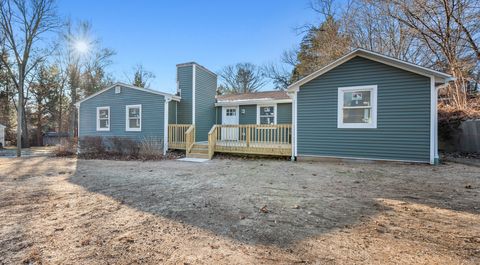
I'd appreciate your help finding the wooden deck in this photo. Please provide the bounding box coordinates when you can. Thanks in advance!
[168,124,292,159]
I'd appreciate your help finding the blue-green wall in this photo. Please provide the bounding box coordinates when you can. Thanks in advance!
[79,85,165,141]
[297,56,431,162]
[194,66,217,141]
[277,103,292,124]
[168,100,177,124]
[176,65,192,124]
[215,103,292,125]
[239,105,257,124]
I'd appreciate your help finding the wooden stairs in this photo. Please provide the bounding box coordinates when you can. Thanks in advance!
[186,142,210,159]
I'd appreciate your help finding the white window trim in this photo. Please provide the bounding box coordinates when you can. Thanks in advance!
[256,104,277,125]
[96,106,110,131]
[337,85,377,129]
[125,104,142,132]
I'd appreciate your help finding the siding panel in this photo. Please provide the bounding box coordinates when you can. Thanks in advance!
[194,66,217,141]
[168,100,177,124]
[277,103,292,124]
[79,85,165,141]
[176,66,193,124]
[239,105,256,124]
[297,56,431,162]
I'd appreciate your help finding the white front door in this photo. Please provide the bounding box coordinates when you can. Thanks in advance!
[221,106,239,140]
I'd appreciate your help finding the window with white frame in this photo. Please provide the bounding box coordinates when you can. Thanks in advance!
[258,105,276,125]
[338,85,377,128]
[126,105,142,131]
[96,106,110,131]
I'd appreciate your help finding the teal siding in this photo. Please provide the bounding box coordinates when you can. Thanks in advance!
[176,65,193,124]
[297,56,431,162]
[277,103,292,124]
[194,66,217,141]
[215,106,222,124]
[79,85,165,141]
[168,100,177,124]
[239,105,256,124]
[216,103,292,125]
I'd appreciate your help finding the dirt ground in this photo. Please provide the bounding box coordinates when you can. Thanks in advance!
[0,157,479,264]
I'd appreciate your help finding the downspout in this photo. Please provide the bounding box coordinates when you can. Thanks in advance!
[164,97,172,155]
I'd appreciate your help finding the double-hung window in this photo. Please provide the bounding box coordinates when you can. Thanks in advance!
[126,105,142,131]
[338,85,377,128]
[96,106,110,131]
[257,105,276,125]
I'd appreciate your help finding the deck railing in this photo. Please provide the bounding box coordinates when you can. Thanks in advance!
[185,124,195,153]
[207,125,218,159]
[208,124,292,156]
[168,124,191,149]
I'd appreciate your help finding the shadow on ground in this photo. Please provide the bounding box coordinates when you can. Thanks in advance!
[68,158,480,247]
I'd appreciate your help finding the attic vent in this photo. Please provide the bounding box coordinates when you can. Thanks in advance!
[115,86,121,94]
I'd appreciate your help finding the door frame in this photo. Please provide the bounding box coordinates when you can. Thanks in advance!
[222,106,239,125]
[221,106,239,141]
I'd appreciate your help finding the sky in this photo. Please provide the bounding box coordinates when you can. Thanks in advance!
[57,1,318,93]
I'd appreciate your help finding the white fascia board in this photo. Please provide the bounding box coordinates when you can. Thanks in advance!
[287,48,453,92]
[76,82,180,106]
[215,98,292,107]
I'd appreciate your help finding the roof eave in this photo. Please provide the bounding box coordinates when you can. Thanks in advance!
[215,98,292,107]
[287,48,453,91]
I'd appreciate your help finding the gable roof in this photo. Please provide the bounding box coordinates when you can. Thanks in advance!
[215,91,292,106]
[76,82,180,107]
[288,48,454,91]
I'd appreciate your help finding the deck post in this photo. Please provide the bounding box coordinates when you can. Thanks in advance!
[246,125,250,147]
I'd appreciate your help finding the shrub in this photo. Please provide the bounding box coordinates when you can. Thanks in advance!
[54,138,77,157]
[79,136,106,156]
[139,137,164,160]
[109,137,140,158]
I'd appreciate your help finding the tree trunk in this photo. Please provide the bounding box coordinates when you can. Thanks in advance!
[16,72,23,157]
[21,109,29,148]
[69,86,77,141]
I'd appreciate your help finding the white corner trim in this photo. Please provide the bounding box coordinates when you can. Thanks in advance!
[429,76,436,164]
[125,104,142,132]
[292,89,298,159]
[192,64,196,124]
[96,106,110,131]
[337,85,377,129]
[164,98,171,155]
[256,104,277,125]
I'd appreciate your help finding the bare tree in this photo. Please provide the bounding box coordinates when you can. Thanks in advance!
[382,0,480,108]
[0,0,60,156]
[218,63,266,94]
[57,20,115,139]
[129,64,155,88]
[262,63,292,90]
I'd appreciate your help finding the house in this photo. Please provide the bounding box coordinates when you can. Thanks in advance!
[0,123,5,148]
[76,49,453,164]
